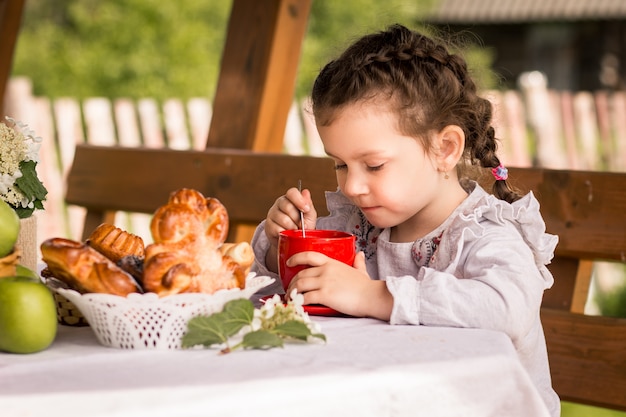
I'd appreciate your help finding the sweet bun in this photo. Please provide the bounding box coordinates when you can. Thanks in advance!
[150,189,229,246]
[219,242,254,275]
[41,237,142,296]
[143,189,252,296]
[86,223,145,262]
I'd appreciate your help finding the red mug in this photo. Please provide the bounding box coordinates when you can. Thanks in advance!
[278,229,356,292]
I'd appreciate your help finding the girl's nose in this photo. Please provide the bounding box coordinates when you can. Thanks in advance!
[341,171,367,197]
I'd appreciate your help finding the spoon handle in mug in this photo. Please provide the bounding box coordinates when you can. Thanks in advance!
[298,180,306,237]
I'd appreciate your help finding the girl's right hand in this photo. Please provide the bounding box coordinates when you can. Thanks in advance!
[263,187,317,274]
[264,187,317,248]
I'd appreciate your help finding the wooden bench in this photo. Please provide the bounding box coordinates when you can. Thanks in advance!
[65,143,626,411]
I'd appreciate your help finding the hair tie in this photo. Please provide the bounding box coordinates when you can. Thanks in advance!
[491,164,508,181]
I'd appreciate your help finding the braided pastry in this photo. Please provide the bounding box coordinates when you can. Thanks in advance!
[142,189,253,296]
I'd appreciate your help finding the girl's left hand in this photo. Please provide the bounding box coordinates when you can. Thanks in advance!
[286,251,393,321]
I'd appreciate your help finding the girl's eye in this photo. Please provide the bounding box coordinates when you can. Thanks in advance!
[334,163,347,171]
[367,164,384,172]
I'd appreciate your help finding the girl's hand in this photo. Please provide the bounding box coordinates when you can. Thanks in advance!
[263,187,317,273]
[264,187,317,248]
[286,252,393,321]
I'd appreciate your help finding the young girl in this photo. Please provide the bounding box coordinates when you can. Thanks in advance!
[250,24,560,416]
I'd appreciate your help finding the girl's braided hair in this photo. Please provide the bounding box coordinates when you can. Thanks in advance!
[311,24,521,203]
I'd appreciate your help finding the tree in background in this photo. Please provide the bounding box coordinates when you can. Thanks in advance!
[12,0,496,101]
[13,0,231,99]
[298,0,426,98]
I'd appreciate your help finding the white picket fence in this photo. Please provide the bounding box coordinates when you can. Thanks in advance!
[3,75,625,302]
[3,77,329,246]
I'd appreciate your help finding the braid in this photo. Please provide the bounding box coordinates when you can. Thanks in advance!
[312,24,522,202]
[476,126,523,203]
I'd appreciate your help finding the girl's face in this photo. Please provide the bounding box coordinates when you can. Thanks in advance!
[318,102,462,241]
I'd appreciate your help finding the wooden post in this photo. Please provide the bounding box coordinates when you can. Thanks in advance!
[207,0,312,152]
[0,0,26,118]
[207,0,313,242]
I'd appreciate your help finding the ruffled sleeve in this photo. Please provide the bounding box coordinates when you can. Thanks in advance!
[386,184,558,342]
[457,189,558,286]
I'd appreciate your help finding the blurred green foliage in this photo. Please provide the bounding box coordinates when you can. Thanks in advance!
[562,402,626,417]
[12,0,497,100]
[594,264,626,318]
[14,0,232,99]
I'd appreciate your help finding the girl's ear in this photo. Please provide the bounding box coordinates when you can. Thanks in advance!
[434,125,465,172]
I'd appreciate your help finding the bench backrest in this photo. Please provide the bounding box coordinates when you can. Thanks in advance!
[65,143,626,411]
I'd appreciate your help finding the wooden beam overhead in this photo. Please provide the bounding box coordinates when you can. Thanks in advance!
[207,0,312,152]
[0,0,26,118]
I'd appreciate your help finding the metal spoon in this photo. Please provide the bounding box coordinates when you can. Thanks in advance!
[298,180,306,237]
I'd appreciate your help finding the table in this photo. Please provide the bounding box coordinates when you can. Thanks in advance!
[0,317,550,417]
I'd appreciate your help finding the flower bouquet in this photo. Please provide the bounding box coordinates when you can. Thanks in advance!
[0,117,47,219]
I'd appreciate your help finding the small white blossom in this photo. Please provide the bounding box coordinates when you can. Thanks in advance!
[250,314,262,331]
[288,289,308,318]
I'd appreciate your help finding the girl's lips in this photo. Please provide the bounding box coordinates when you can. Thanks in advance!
[359,206,379,213]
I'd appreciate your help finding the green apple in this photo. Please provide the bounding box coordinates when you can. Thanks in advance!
[16,264,39,280]
[0,199,20,258]
[0,276,57,354]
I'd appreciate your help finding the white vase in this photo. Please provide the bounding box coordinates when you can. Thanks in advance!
[15,214,38,272]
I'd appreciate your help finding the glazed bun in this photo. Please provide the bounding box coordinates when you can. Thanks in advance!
[41,237,142,296]
[142,189,253,296]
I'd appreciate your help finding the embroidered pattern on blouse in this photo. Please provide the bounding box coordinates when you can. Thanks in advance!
[411,231,444,268]
[352,211,380,260]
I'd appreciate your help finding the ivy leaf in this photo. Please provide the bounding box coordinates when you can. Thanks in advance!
[220,299,255,336]
[181,299,255,349]
[182,313,230,348]
[242,330,284,350]
[13,160,47,219]
[274,320,326,343]
[15,160,48,201]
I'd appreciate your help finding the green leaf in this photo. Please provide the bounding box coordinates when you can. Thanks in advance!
[181,299,255,349]
[242,330,284,350]
[311,333,327,342]
[220,299,255,336]
[274,321,326,343]
[12,160,47,218]
[182,314,230,348]
[274,320,323,342]
[15,160,48,201]
[14,206,35,219]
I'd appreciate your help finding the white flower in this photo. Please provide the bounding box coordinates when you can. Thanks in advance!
[7,117,42,163]
[255,289,315,331]
[288,289,307,318]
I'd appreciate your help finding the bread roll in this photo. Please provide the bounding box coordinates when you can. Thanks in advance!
[86,223,145,262]
[41,237,142,296]
[219,242,254,274]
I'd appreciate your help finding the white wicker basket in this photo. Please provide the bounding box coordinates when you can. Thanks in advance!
[49,274,274,350]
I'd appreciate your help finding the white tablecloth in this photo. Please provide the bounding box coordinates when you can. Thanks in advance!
[0,317,549,417]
